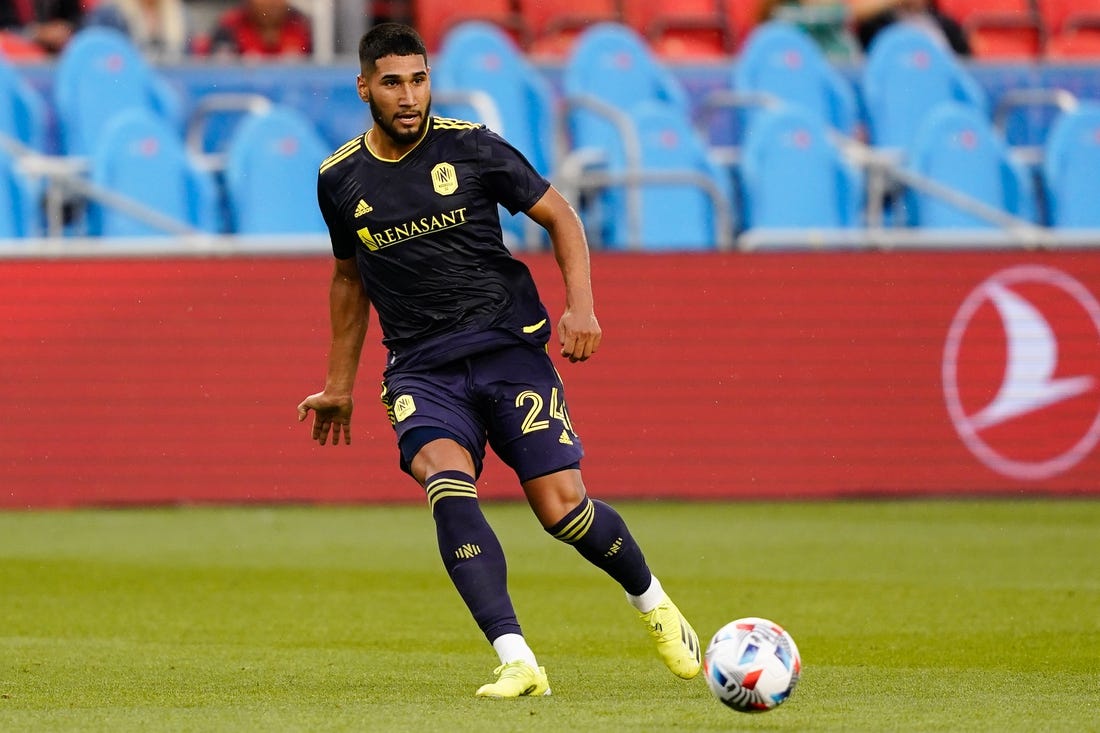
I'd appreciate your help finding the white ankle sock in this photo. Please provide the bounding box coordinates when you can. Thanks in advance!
[627,574,665,614]
[492,633,538,668]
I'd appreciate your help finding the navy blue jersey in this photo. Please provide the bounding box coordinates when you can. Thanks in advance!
[317,116,553,372]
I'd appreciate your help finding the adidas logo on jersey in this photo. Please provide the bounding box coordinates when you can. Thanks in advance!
[559,430,573,446]
[354,199,372,217]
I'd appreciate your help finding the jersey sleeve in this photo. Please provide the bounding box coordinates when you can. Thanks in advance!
[476,128,552,216]
[317,174,357,260]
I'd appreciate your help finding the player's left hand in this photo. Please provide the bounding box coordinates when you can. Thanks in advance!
[559,309,601,363]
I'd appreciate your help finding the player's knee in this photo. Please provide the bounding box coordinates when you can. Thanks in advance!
[409,436,476,483]
[542,495,594,542]
[538,496,586,530]
[523,468,586,528]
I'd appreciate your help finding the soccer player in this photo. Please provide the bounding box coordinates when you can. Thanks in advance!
[297,22,701,698]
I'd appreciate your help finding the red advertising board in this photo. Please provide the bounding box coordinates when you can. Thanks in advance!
[2,250,1098,508]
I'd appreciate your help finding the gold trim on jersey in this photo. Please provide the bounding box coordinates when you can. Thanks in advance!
[432,116,483,131]
[350,117,482,164]
[319,134,365,173]
[363,123,431,162]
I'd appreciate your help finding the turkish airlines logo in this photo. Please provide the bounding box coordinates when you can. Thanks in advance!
[943,265,1100,480]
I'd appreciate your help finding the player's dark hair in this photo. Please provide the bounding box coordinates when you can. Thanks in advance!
[358,23,428,72]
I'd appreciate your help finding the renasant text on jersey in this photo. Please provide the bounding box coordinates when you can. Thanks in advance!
[357,207,469,250]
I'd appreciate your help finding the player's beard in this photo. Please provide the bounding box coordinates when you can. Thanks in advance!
[369,96,431,146]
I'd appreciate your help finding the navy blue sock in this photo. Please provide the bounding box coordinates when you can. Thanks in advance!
[547,498,652,596]
[426,471,521,642]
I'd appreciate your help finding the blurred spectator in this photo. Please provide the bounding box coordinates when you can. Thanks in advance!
[369,0,412,25]
[207,0,312,58]
[82,0,196,62]
[0,0,83,55]
[756,0,862,61]
[852,0,971,56]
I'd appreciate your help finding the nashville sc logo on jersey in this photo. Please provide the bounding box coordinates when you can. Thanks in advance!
[431,162,458,195]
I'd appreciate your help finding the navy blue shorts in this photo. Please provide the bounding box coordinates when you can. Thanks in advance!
[379,344,584,482]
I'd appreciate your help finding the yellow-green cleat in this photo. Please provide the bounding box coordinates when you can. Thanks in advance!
[475,661,552,699]
[638,594,702,679]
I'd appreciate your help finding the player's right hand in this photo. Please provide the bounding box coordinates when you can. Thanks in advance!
[297,392,354,446]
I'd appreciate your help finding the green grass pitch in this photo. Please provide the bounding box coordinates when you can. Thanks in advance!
[1,500,1097,732]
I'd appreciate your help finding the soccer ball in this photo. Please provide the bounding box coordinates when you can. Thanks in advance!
[703,617,801,713]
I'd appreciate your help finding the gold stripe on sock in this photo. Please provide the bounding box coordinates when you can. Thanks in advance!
[553,498,594,543]
[426,478,477,509]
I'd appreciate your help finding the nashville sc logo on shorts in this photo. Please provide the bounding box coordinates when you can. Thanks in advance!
[382,383,417,427]
[393,395,416,423]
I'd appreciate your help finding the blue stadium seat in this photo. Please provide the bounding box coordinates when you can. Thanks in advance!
[433,21,557,245]
[55,27,182,156]
[734,21,858,135]
[739,105,863,230]
[0,146,38,238]
[1042,103,1100,228]
[861,24,988,150]
[87,108,217,237]
[602,100,733,249]
[563,22,688,159]
[562,22,691,245]
[905,103,1036,228]
[0,54,47,152]
[224,106,329,235]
